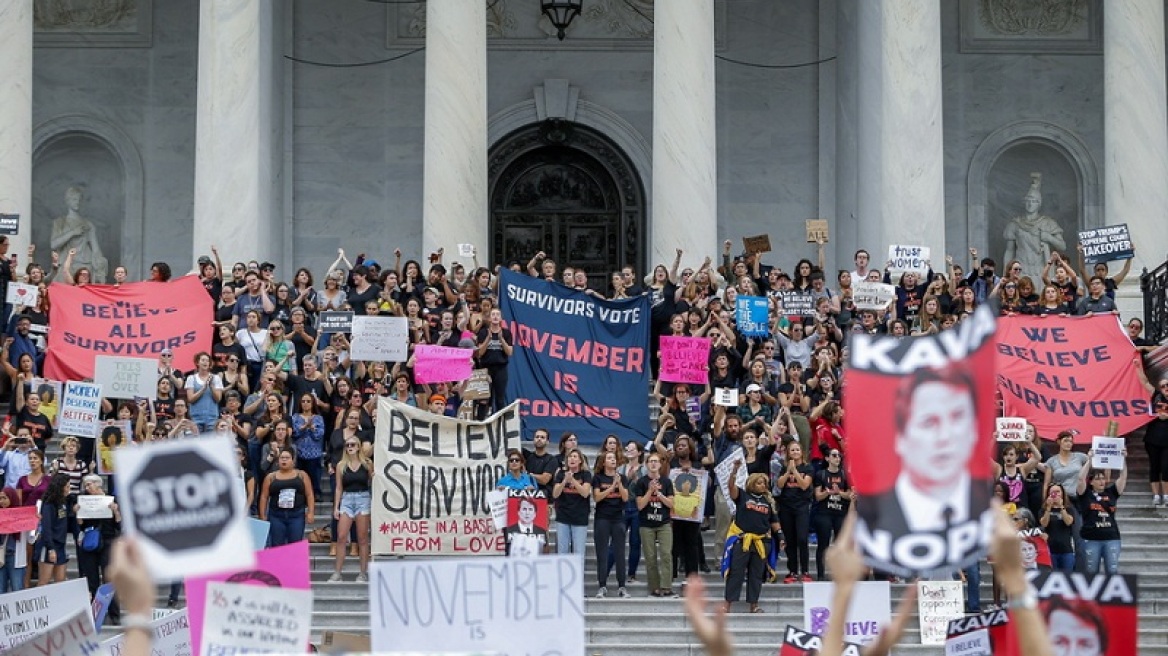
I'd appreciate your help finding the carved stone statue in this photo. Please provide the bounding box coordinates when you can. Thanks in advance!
[51,186,108,283]
[1003,172,1065,278]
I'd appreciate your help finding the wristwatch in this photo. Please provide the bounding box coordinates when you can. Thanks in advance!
[1009,587,1038,610]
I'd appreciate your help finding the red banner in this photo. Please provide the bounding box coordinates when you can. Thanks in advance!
[0,506,39,533]
[996,315,1152,442]
[44,275,213,382]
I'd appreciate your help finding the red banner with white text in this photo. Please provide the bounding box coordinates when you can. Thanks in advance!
[44,275,213,382]
[996,315,1152,442]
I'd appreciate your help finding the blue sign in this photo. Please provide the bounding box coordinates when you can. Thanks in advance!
[498,270,651,445]
[736,295,770,337]
[92,582,116,630]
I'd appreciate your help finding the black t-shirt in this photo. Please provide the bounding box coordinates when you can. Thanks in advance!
[632,475,674,527]
[212,342,247,373]
[553,469,593,526]
[734,491,777,535]
[203,277,223,302]
[778,463,814,508]
[813,468,851,515]
[14,410,53,448]
[1077,485,1121,541]
[592,472,629,521]
[475,327,512,367]
[347,285,382,315]
[215,303,236,324]
[1044,509,1075,554]
[286,375,328,409]
[522,449,558,499]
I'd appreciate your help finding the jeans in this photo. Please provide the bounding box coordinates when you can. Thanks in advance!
[268,508,307,547]
[1066,500,1087,572]
[555,522,587,555]
[0,546,23,593]
[1082,539,1121,574]
[608,505,641,578]
[298,456,323,498]
[640,524,674,592]
[1050,552,1076,572]
[959,562,981,613]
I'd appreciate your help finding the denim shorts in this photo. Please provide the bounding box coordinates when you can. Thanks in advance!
[339,491,372,518]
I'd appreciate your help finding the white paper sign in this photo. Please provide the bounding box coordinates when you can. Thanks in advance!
[115,436,255,581]
[4,606,98,656]
[200,582,313,656]
[507,532,545,558]
[94,355,159,400]
[5,283,38,309]
[0,578,91,649]
[77,494,115,519]
[349,316,409,362]
[803,581,891,646]
[59,381,103,437]
[714,448,748,514]
[917,580,965,645]
[1091,436,1125,470]
[370,555,585,656]
[458,243,476,258]
[713,387,739,407]
[486,489,508,531]
[887,244,931,277]
[102,608,191,656]
[995,417,1027,442]
[945,628,990,656]
[852,282,897,310]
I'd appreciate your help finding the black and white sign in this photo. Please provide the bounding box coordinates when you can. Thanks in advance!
[0,214,17,236]
[781,292,816,317]
[852,282,896,311]
[1078,224,1134,264]
[318,311,354,335]
[115,436,253,580]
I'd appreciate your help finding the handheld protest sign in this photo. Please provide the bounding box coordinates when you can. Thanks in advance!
[844,306,998,577]
[802,581,891,647]
[0,579,91,649]
[349,315,409,361]
[94,356,158,400]
[917,580,965,644]
[669,468,707,522]
[101,608,191,655]
[1091,436,1125,469]
[805,219,829,243]
[780,625,862,656]
[4,606,99,656]
[736,295,770,337]
[988,573,1138,656]
[1078,224,1133,264]
[115,435,254,580]
[945,608,1009,656]
[414,344,474,383]
[201,582,313,655]
[887,244,930,277]
[317,311,354,334]
[659,336,711,385]
[995,417,1027,442]
[714,448,747,514]
[60,381,102,437]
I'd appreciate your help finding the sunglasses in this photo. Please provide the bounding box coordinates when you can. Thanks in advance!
[346,442,359,447]
[508,457,522,463]
[270,326,283,331]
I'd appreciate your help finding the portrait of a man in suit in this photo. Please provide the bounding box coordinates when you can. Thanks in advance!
[505,497,548,540]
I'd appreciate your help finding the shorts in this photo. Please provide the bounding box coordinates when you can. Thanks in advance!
[338,491,371,518]
[35,541,67,565]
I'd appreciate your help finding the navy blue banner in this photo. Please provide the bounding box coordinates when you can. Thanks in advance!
[498,269,651,445]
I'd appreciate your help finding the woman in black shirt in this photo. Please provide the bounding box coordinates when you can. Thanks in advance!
[591,452,630,598]
[724,464,780,613]
[811,450,853,580]
[776,441,813,582]
[1039,483,1075,572]
[553,448,593,555]
[1075,450,1128,575]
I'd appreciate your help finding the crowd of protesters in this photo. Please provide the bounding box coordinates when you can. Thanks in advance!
[0,232,1160,636]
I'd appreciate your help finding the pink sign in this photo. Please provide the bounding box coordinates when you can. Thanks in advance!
[415,345,474,384]
[0,506,38,533]
[185,541,310,656]
[659,336,711,385]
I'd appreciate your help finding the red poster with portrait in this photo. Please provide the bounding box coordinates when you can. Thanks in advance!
[504,490,549,536]
[842,306,997,577]
[992,572,1138,656]
[778,626,863,656]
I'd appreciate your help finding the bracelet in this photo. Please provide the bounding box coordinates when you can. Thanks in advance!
[120,613,153,633]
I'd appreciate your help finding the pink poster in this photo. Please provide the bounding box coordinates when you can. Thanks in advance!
[414,345,474,384]
[659,336,711,385]
[185,541,310,655]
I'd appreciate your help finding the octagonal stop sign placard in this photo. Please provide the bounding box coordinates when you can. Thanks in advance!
[116,435,254,580]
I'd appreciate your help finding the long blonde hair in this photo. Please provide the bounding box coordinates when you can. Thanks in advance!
[338,438,372,473]
[745,472,776,513]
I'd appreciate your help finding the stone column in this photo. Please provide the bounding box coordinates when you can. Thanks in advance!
[0,4,32,254]
[422,0,487,262]
[1105,0,1168,285]
[856,0,945,263]
[652,0,717,267]
[193,0,282,265]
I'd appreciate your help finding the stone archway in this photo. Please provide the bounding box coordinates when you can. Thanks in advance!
[488,121,646,290]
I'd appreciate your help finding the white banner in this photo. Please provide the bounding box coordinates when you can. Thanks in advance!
[94,355,158,400]
[102,608,191,656]
[369,555,584,656]
[852,282,896,311]
[714,448,747,514]
[0,579,91,650]
[917,580,965,645]
[1091,436,1125,470]
[802,581,891,647]
[349,316,409,362]
[59,381,102,437]
[5,606,97,656]
[200,582,312,655]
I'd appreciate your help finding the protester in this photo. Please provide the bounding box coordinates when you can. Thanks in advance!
[1076,447,1128,574]
[1045,430,1089,568]
[633,452,675,597]
[34,473,70,586]
[811,449,852,580]
[75,475,122,623]
[553,448,593,556]
[329,434,372,583]
[0,487,26,592]
[258,447,315,546]
[775,441,813,582]
[1147,377,1168,507]
[592,451,630,598]
[185,352,224,433]
[723,464,779,614]
[1040,483,1076,572]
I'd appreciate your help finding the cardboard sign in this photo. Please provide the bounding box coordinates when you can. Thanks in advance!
[659,336,711,385]
[201,582,313,655]
[736,295,771,337]
[59,381,102,437]
[115,435,254,581]
[714,447,748,514]
[845,307,998,578]
[372,399,521,555]
[462,368,492,400]
[713,387,739,407]
[94,355,159,400]
[780,292,816,317]
[349,315,409,361]
[802,581,891,647]
[95,420,133,476]
[996,416,1027,442]
[5,606,98,656]
[669,467,708,523]
[414,345,474,384]
[806,219,829,243]
[742,234,772,254]
[887,244,930,277]
[0,579,91,649]
[0,506,38,533]
[369,556,585,656]
[918,580,966,644]
[317,311,354,335]
[101,608,191,656]
[852,282,896,310]
[5,283,38,309]
[185,541,311,656]
[1091,436,1125,470]
[1078,224,1134,264]
[320,631,371,654]
[76,495,114,520]
[0,214,18,236]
